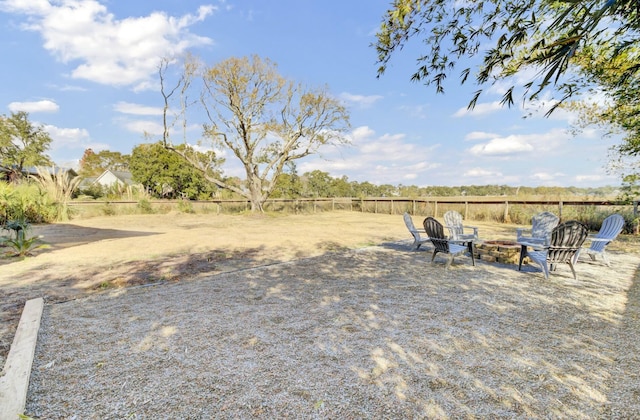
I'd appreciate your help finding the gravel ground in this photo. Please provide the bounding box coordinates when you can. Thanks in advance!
[24,242,640,419]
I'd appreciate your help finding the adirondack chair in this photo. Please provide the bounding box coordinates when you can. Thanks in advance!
[423,217,475,269]
[526,220,588,279]
[579,214,625,267]
[443,210,479,240]
[516,211,559,247]
[403,212,429,250]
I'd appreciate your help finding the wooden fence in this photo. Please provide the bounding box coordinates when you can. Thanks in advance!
[68,197,637,220]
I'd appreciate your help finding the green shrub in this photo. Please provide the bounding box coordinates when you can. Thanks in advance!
[137,199,154,214]
[1,217,48,256]
[79,184,105,199]
[0,182,58,224]
[101,203,116,216]
[177,199,195,214]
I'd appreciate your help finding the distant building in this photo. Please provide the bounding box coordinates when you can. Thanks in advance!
[93,170,137,187]
[77,170,140,190]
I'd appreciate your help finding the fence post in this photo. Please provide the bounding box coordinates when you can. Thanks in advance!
[464,201,468,219]
[635,201,639,234]
[412,200,416,215]
[434,201,438,218]
[559,201,563,219]
[391,199,394,215]
[503,201,511,223]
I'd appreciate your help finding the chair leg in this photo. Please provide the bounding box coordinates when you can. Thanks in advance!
[602,252,611,267]
[541,261,550,279]
[431,250,437,263]
[568,262,577,280]
[518,245,527,271]
[445,255,454,269]
[470,245,475,266]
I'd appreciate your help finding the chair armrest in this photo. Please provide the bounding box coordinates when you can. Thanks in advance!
[465,226,479,236]
[518,241,549,251]
[586,237,610,242]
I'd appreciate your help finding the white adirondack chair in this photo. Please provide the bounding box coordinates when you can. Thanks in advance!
[579,214,625,267]
[403,212,429,250]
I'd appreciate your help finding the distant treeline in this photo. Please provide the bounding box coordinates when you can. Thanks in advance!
[270,171,620,199]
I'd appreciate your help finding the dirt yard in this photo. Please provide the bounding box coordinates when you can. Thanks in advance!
[4,211,640,417]
[2,211,636,371]
[2,210,503,368]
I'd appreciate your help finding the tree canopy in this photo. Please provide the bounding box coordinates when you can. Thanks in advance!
[375,0,640,112]
[0,111,52,181]
[129,142,219,199]
[78,148,130,178]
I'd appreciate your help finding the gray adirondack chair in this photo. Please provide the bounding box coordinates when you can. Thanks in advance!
[443,210,478,242]
[403,212,429,250]
[423,217,474,269]
[527,220,588,279]
[579,214,625,267]
[516,211,559,247]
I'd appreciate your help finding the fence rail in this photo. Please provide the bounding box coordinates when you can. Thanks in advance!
[68,197,636,219]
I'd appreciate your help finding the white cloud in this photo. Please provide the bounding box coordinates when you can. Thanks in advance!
[46,83,88,92]
[124,120,164,136]
[453,101,502,118]
[467,128,570,157]
[464,168,503,178]
[8,99,59,113]
[468,136,534,156]
[350,125,376,142]
[43,124,90,148]
[4,1,216,88]
[575,174,606,182]
[339,92,383,108]
[464,131,499,142]
[298,125,440,185]
[114,101,163,116]
[530,172,565,182]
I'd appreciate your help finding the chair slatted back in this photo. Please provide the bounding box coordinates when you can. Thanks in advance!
[591,214,624,253]
[403,212,421,242]
[423,217,449,254]
[443,211,464,239]
[530,212,559,241]
[547,221,588,264]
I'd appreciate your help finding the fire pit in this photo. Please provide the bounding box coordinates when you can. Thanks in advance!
[474,240,526,265]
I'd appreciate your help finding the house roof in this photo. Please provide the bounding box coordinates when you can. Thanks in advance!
[92,170,138,186]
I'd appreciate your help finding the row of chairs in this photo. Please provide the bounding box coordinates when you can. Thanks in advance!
[403,211,625,278]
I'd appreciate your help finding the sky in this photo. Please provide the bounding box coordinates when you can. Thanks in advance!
[0,0,624,188]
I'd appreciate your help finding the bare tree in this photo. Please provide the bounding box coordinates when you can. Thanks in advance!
[160,55,350,212]
[158,55,225,191]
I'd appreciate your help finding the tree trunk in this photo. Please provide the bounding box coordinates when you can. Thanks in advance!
[248,176,266,212]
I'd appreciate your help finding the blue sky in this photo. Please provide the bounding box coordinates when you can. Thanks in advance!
[0,0,622,188]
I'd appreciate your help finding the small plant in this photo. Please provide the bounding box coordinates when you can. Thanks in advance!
[1,217,47,256]
[177,199,195,214]
[137,199,154,214]
[101,203,116,216]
